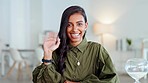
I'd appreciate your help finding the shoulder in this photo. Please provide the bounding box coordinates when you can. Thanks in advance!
[87,41,102,49]
[88,41,108,51]
[86,41,104,54]
[87,41,109,57]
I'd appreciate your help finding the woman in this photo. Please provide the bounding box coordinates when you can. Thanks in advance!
[32,6,120,83]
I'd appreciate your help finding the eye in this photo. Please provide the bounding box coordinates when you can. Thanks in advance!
[67,23,73,28]
[77,23,83,27]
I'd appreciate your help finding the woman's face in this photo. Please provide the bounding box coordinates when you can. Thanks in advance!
[67,13,88,46]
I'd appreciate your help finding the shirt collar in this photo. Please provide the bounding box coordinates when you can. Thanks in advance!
[69,37,88,53]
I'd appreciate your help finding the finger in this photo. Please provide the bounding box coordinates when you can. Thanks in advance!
[44,35,50,42]
[48,32,58,38]
[48,38,57,41]
[55,37,60,47]
[44,32,58,42]
[44,37,56,42]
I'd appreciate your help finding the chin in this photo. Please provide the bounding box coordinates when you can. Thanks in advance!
[70,38,82,43]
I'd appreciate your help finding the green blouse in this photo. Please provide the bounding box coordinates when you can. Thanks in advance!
[32,38,120,83]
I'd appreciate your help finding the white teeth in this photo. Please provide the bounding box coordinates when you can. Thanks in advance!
[71,33,80,38]
[71,34,79,36]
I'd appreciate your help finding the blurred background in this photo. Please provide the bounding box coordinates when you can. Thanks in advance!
[0,0,148,83]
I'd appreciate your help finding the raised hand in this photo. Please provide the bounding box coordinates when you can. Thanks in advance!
[43,32,60,60]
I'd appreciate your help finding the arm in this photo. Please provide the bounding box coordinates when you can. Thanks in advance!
[81,45,120,83]
[32,32,62,83]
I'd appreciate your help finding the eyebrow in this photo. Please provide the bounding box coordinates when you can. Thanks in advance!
[68,21,84,23]
[77,21,83,23]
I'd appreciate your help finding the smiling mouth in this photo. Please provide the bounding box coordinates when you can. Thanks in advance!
[71,33,80,39]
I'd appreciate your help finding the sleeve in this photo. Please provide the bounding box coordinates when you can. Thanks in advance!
[32,63,62,83]
[32,52,62,83]
[81,45,120,83]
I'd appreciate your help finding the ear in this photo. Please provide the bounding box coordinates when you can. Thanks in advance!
[85,22,88,30]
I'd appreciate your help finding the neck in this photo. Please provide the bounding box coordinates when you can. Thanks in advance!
[70,41,81,46]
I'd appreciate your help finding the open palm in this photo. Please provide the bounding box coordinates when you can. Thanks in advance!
[43,32,60,54]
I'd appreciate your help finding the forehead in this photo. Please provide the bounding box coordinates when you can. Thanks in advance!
[68,13,85,22]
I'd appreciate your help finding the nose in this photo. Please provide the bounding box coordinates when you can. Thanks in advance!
[72,25,78,31]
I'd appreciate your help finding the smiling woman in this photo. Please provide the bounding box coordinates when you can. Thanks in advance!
[32,5,120,83]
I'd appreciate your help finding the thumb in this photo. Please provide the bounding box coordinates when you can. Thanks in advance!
[55,37,60,48]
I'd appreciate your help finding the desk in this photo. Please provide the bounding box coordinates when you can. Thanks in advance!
[1,49,34,76]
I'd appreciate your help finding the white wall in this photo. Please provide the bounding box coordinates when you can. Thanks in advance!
[10,0,31,49]
[90,0,148,49]
[0,0,10,44]
[30,0,42,48]
[115,1,148,38]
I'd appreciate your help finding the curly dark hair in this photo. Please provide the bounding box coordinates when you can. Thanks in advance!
[56,5,87,74]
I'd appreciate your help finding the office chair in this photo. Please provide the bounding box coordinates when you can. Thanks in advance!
[4,48,31,80]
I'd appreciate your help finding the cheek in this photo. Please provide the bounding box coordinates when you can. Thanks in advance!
[81,28,86,35]
[66,28,72,37]
[66,28,71,34]
[80,28,86,33]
